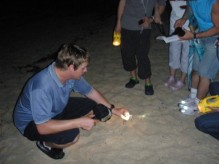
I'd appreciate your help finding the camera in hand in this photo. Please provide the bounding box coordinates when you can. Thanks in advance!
[171,27,185,37]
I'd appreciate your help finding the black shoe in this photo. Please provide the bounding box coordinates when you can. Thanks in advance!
[125,79,139,88]
[36,141,65,160]
[145,85,154,95]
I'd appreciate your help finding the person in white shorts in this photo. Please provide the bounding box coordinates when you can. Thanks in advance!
[165,0,189,90]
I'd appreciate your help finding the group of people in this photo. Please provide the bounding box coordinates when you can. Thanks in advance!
[13,0,219,160]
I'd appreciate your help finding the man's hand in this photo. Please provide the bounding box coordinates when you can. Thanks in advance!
[174,18,186,29]
[78,117,98,131]
[112,107,130,118]
[179,29,194,40]
[139,17,153,28]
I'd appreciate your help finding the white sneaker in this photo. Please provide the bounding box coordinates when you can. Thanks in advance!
[178,97,195,107]
[179,103,198,115]
[178,97,199,115]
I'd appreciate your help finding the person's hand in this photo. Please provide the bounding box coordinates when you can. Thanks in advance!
[140,17,153,28]
[78,116,98,131]
[114,22,122,33]
[174,18,186,29]
[112,107,131,120]
[179,29,194,40]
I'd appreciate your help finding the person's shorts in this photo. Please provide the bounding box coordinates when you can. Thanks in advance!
[23,97,96,144]
[193,36,219,80]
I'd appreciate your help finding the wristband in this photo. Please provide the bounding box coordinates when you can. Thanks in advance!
[107,104,114,113]
[110,104,115,111]
[193,33,197,39]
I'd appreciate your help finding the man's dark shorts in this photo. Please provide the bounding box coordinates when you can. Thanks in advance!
[24,97,97,144]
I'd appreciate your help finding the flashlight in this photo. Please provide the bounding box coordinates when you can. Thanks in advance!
[112,32,121,46]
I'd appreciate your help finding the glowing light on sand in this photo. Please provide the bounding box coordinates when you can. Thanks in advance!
[121,112,132,121]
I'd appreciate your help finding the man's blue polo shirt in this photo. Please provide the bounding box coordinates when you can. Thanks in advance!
[14,62,93,134]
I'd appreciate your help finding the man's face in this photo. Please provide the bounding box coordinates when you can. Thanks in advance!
[71,61,88,79]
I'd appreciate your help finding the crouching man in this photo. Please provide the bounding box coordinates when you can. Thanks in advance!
[13,43,129,159]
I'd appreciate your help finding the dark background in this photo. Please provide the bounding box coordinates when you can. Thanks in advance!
[1,0,119,19]
[1,0,170,23]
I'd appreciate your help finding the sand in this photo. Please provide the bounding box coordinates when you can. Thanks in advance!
[1,6,219,164]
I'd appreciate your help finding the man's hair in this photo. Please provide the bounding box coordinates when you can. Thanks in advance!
[55,43,90,70]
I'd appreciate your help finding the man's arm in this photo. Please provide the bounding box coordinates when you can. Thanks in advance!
[181,0,219,40]
[86,89,112,110]
[153,2,166,24]
[114,0,126,33]
[86,89,129,117]
[36,117,96,135]
[174,5,189,28]
[194,0,219,39]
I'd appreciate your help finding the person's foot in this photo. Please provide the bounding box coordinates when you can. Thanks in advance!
[179,100,198,115]
[145,85,154,95]
[170,80,185,91]
[125,78,139,88]
[36,141,65,160]
[164,76,175,87]
[178,97,199,108]
[178,97,199,115]
[179,103,198,115]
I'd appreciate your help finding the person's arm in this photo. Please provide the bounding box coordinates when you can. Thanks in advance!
[194,0,219,39]
[114,0,126,33]
[86,88,129,117]
[36,117,96,135]
[180,0,219,40]
[153,2,165,24]
[174,5,189,28]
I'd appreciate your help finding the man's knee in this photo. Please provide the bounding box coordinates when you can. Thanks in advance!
[52,134,80,149]
[194,117,203,131]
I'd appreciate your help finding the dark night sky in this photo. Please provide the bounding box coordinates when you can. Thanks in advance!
[1,0,171,29]
[1,0,119,18]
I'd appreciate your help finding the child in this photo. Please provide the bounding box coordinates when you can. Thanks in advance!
[165,0,189,90]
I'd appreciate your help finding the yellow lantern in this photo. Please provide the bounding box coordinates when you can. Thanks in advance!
[198,95,219,113]
[112,32,121,46]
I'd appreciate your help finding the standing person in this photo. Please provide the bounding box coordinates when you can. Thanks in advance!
[176,0,219,112]
[13,43,130,160]
[114,0,166,96]
[165,0,189,91]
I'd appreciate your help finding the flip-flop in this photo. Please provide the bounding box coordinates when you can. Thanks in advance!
[36,141,65,159]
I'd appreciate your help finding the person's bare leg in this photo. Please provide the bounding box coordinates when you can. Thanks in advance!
[180,72,187,84]
[197,77,210,100]
[165,68,176,87]
[191,71,200,89]
[145,77,151,85]
[130,70,137,79]
[187,71,200,98]
[170,68,176,78]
